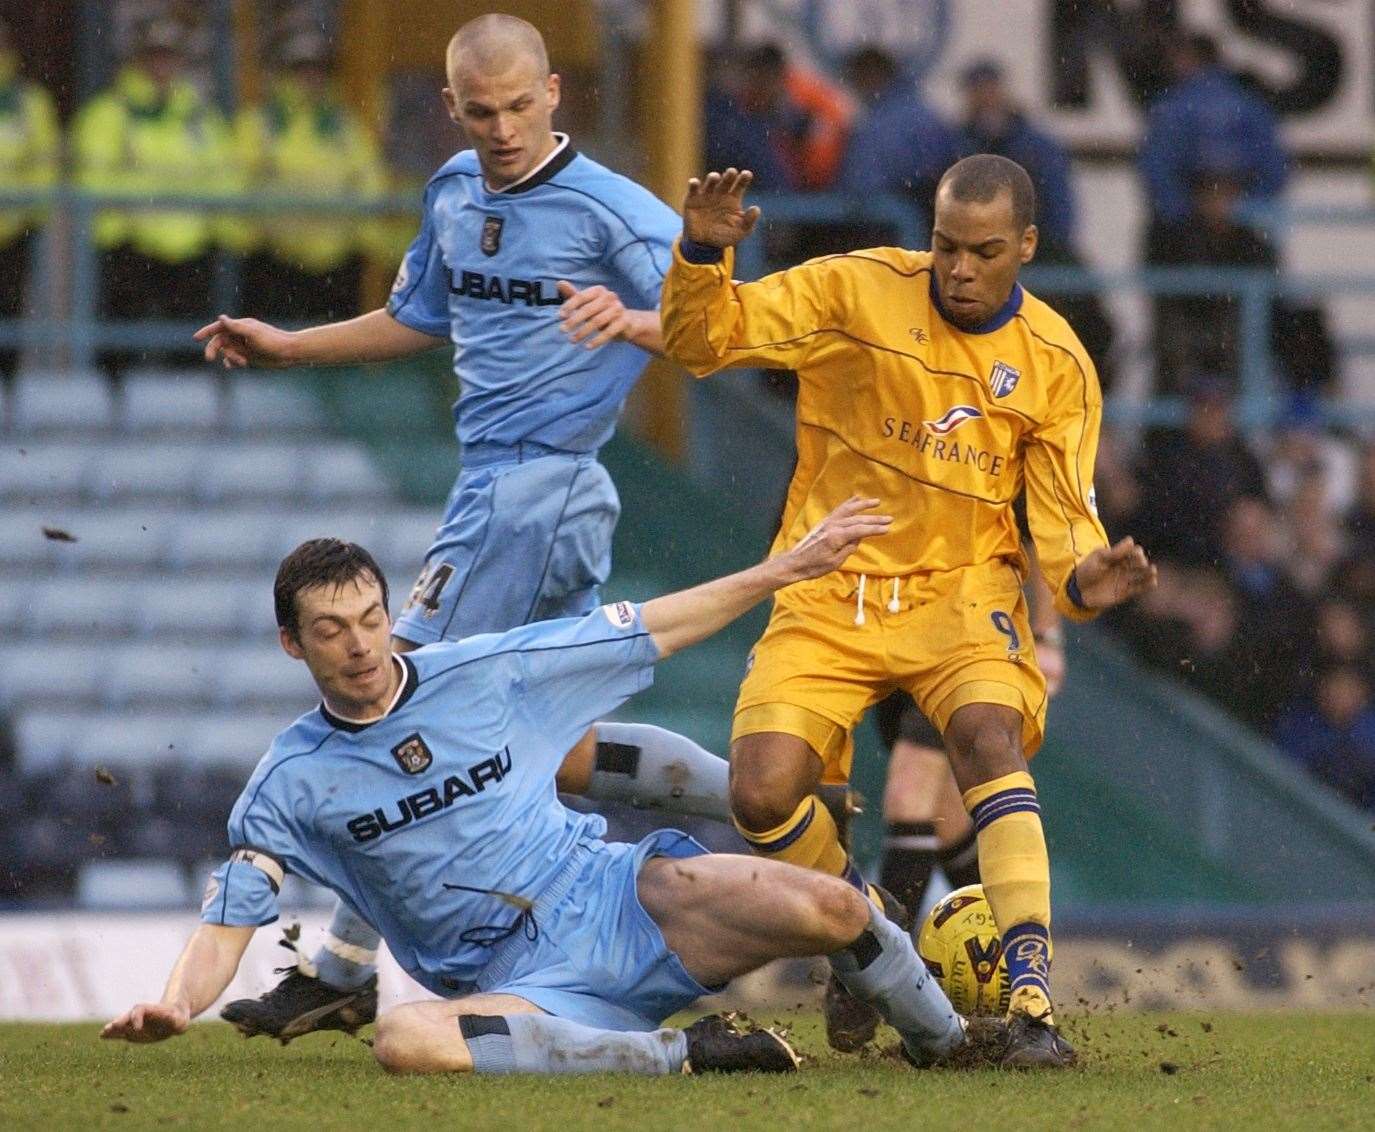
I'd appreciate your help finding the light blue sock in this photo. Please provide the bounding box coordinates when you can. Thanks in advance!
[591,721,731,822]
[829,902,966,1063]
[460,1014,689,1076]
[310,902,381,990]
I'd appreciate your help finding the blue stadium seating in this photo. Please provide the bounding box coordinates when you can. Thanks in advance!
[8,370,113,432]
[118,370,223,433]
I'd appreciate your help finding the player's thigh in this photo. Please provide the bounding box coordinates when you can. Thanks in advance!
[637,854,867,986]
[898,561,1047,761]
[529,457,620,620]
[372,993,543,1074]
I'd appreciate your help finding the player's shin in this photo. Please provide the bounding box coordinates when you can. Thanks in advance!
[459,1014,687,1076]
[735,795,869,893]
[587,722,731,822]
[963,771,1054,1021]
[827,901,965,1063]
[311,902,380,990]
[880,820,939,913]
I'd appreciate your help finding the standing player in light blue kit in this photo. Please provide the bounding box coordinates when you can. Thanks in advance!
[194,14,729,1040]
[103,505,972,1076]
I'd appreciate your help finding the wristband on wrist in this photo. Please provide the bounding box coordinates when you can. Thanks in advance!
[1065,569,1090,611]
[679,237,726,264]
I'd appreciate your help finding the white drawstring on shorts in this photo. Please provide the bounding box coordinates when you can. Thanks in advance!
[855,575,902,625]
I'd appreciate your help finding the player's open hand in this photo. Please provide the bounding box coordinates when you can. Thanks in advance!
[101,1002,190,1043]
[682,168,762,250]
[557,281,630,350]
[779,496,891,583]
[1071,537,1157,610]
[193,314,297,369]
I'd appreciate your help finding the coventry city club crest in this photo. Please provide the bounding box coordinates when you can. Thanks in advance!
[923,405,983,436]
[989,360,1021,398]
[480,215,504,256]
[391,732,433,775]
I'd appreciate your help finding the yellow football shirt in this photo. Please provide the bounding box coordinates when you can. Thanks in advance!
[662,243,1110,620]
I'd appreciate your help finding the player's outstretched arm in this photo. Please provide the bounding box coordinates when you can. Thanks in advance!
[642,496,890,658]
[101,923,255,1043]
[194,308,447,370]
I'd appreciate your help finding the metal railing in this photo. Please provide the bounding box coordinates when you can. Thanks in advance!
[0,187,421,369]
[4,187,1375,432]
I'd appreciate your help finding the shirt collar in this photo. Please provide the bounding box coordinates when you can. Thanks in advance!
[486,132,574,195]
[319,654,418,733]
[928,271,1024,335]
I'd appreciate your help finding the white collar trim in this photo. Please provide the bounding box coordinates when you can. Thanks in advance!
[487,132,570,193]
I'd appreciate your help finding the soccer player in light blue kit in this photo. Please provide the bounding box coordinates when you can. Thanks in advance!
[195,15,732,1037]
[103,502,971,1075]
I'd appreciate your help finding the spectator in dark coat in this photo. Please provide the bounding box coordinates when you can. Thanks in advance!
[1275,665,1375,810]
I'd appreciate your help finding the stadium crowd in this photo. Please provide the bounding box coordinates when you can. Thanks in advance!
[0,8,1371,905]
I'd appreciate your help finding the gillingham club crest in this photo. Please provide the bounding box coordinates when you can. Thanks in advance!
[480,215,504,256]
[391,732,434,775]
[989,360,1021,398]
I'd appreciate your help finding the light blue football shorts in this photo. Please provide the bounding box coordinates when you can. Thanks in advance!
[392,442,620,645]
[470,829,720,1032]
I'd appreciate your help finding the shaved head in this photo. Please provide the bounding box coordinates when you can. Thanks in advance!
[446,14,549,88]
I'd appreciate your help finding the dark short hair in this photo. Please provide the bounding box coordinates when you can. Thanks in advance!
[745,42,786,74]
[937,154,1036,231]
[274,538,390,639]
[846,45,898,83]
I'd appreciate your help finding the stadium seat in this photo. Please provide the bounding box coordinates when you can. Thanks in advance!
[304,445,391,502]
[119,370,222,432]
[22,577,141,637]
[8,370,114,432]
[166,509,281,570]
[268,509,389,559]
[100,643,220,707]
[24,508,176,570]
[76,859,190,909]
[214,644,317,709]
[133,576,261,638]
[0,444,91,501]
[14,712,197,773]
[0,644,107,709]
[13,712,87,768]
[182,713,286,767]
[87,442,205,502]
[196,444,306,502]
[0,512,65,568]
[225,375,327,434]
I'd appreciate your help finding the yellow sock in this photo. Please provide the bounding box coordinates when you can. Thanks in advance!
[963,771,1054,1021]
[735,795,867,891]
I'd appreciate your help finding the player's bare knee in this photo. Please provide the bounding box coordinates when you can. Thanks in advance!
[371,1010,414,1074]
[808,876,870,948]
[946,708,1024,784]
[372,1006,472,1076]
[729,762,808,832]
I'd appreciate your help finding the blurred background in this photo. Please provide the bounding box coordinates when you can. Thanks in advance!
[1,0,1373,1016]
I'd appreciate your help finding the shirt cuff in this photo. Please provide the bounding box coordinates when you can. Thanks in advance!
[1065,569,1090,612]
[678,238,726,265]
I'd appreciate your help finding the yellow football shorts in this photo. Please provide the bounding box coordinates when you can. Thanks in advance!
[732,559,1048,784]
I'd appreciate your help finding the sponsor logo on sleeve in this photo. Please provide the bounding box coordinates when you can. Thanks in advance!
[390,261,409,294]
[200,876,220,913]
[602,601,636,629]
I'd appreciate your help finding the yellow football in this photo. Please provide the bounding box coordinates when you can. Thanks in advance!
[916,883,1011,1016]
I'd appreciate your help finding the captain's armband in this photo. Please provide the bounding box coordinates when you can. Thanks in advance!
[228,847,284,892]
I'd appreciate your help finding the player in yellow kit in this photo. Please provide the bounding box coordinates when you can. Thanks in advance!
[661,155,1156,1068]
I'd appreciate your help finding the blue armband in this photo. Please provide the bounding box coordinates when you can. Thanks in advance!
[1066,569,1090,611]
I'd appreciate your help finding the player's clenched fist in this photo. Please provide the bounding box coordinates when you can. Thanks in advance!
[682,168,762,250]
[101,1001,190,1043]
[193,314,298,369]
[779,496,892,583]
[1070,536,1157,610]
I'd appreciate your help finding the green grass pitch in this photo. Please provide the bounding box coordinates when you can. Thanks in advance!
[1,1011,1369,1130]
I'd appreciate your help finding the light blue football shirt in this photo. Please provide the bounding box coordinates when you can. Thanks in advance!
[201,602,659,996]
[386,135,680,453]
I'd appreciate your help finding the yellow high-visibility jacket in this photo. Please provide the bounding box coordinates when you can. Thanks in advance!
[72,66,237,263]
[235,78,388,273]
[0,69,59,246]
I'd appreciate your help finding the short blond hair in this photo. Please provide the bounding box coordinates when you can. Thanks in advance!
[446,13,549,85]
